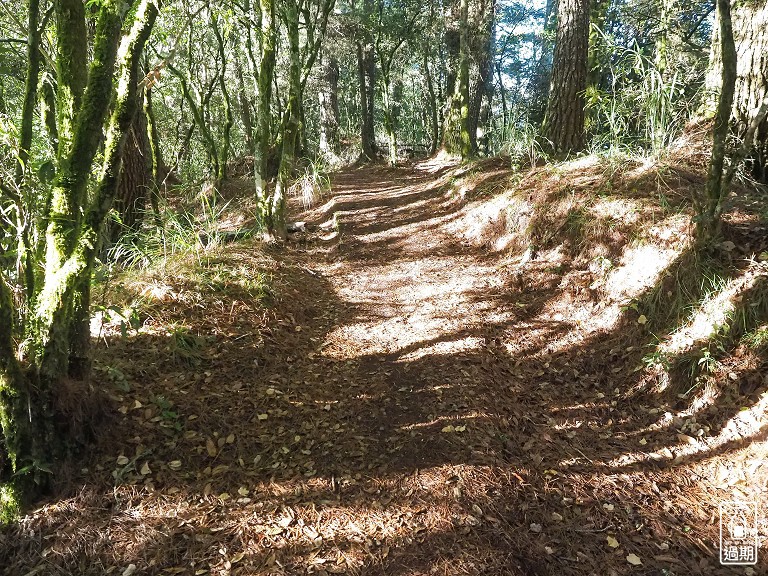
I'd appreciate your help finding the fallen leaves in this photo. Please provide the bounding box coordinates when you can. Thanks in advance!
[626,553,642,566]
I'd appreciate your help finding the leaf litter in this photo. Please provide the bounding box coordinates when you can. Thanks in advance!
[2,162,767,575]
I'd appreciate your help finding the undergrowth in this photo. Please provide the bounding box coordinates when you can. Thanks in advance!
[0,482,20,526]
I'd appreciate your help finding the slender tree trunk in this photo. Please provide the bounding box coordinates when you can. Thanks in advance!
[255,0,276,221]
[468,0,495,151]
[271,0,302,240]
[14,0,42,306]
[234,51,255,153]
[356,39,376,160]
[318,54,341,163]
[211,10,233,190]
[542,0,590,156]
[144,75,165,226]
[700,0,737,242]
[423,49,439,154]
[654,0,673,78]
[529,0,557,125]
[381,67,398,166]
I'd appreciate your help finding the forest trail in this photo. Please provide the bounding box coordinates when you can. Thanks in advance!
[3,162,763,575]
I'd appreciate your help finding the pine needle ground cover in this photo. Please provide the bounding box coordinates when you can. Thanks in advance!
[1,157,767,575]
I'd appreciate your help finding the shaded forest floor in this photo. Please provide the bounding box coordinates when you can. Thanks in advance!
[2,153,768,575]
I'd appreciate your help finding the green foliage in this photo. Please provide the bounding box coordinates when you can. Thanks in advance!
[168,324,204,366]
[0,482,21,525]
[585,28,699,156]
[107,191,251,269]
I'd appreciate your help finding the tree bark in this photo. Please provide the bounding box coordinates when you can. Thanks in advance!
[542,0,590,156]
[318,54,341,163]
[356,38,376,160]
[255,0,276,223]
[441,0,472,159]
[468,0,495,152]
[423,49,439,154]
[111,91,152,242]
[700,0,737,242]
[529,0,558,126]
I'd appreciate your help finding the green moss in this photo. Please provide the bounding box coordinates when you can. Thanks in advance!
[0,482,21,525]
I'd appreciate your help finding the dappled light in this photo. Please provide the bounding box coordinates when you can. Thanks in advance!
[5,156,767,575]
[2,0,768,574]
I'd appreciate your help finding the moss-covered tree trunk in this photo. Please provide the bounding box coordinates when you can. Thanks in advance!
[441,0,472,159]
[211,9,233,190]
[270,0,302,240]
[255,0,277,224]
[0,0,159,494]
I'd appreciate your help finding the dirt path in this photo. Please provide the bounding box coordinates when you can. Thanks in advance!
[2,163,763,575]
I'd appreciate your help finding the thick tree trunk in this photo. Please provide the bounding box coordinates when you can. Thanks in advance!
[705,0,768,184]
[111,91,152,242]
[542,0,590,156]
[730,2,768,183]
[441,0,472,159]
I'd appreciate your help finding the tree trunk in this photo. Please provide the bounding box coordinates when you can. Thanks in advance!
[542,0,590,156]
[144,75,165,225]
[441,0,472,159]
[423,49,439,154]
[318,54,341,163]
[271,0,302,240]
[700,0,737,242]
[110,90,152,243]
[234,51,255,154]
[211,10,233,190]
[4,0,160,492]
[381,68,398,166]
[357,39,376,160]
[468,0,495,152]
[730,2,768,183]
[529,0,557,126]
[255,0,276,222]
[705,1,768,184]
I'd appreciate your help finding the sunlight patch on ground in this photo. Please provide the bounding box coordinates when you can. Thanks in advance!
[658,265,765,358]
[603,242,684,301]
[588,197,644,224]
